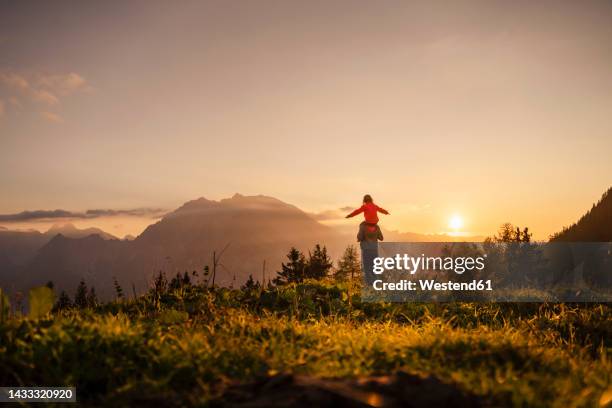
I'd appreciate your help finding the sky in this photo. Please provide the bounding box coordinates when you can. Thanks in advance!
[1,0,611,239]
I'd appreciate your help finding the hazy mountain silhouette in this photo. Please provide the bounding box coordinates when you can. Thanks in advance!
[13,195,344,298]
[45,223,118,240]
[9,189,598,299]
[0,223,118,292]
[550,186,612,242]
[125,194,343,288]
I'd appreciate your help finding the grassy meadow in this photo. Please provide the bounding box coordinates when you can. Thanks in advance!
[0,279,611,407]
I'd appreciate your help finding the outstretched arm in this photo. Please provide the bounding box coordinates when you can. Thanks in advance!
[377,206,390,215]
[345,205,365,218]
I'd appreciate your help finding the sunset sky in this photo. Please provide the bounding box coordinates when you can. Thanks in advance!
[1,1,611,240]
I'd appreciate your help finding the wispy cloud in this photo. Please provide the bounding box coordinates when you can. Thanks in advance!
[0,99,5,117]
[0,208,168,222]
[0,70,91,122]
[309,203,430,221]
[309,207,352,221]
[40,111,64,124]
[35,72,89,96]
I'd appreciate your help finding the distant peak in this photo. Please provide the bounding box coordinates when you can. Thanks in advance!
[47,222,77,232]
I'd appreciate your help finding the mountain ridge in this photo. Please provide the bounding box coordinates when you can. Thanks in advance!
[551,186,612,241]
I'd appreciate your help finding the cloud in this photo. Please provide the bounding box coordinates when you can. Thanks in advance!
[84,208,168,218]
[0,70,91,122]
[33,90,60,105]
[0,99,5,117]
[40,111,64,123]
[35,72,89,95]
[309,203,431,221]
[0,208,168,222]
[0,72,29,90]
[8,97,21,108]
[309,207,353,221]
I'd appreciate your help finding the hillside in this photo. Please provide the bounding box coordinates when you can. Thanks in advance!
[551,186,612,241]
[16,195,346,298]
[0,224,118,292]
[127,194,344,287]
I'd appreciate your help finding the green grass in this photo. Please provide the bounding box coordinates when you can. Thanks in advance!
[0,281,610,407]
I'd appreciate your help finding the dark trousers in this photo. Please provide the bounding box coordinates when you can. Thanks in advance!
[360,240,379,286]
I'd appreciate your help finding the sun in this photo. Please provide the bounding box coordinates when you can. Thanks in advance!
[449,215,463,231]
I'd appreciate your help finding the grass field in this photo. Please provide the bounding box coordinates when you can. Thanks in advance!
[1,281,611,407]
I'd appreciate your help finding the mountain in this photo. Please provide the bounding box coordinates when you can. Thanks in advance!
[550,186,612,241]
[45,223,118,240]
[0,224,117,293]
[125,194,344,288]
[3,193,499,298]
[17,195,345,298]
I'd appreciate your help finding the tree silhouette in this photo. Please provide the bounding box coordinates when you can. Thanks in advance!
[335,245,361,281]
[305,244,333,280]
[54,290,72,311]
[113,277,124,300]
[273,247,307,285]
[241,274,261,291]
[87,287,98,308]
[74,279,88,309]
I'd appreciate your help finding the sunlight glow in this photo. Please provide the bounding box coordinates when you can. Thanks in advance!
[449,215,463,231]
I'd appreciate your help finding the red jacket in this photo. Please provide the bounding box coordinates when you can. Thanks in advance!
[347,202,389,224]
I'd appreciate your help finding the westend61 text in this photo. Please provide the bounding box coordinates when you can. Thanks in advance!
[372,279,493,291]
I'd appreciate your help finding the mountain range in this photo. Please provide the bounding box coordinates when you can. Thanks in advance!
[1,189,609,298]
[1,194,342,298]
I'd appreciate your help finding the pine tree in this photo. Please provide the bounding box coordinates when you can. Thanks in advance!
[335,245,361,281]
[86,287,98,308]
[113,277,124,300]
[306,244,333,280]
[273,247,307,285]
[182,271,191,286]
[153,271,168,295]
[74,279,88,309]
[54,290,72,311]
[169,272,182,290]
[521,227,532,242]
[241,274,261,291]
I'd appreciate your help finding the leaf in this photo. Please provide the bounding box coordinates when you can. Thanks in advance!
[159,309,189,325]
[28,286,55,319]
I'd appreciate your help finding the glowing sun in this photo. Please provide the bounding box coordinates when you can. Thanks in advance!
[449,215,463,231]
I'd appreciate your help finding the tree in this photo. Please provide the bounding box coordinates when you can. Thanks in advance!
[335,245,361,281]
[520,227,532,243]
[54,290,72,311]
[113,277,124,300]
[182,271,191,286]
[273,247,307,285]
[153,271,167,295]
[241,274,261,291]
[305,244,333,280]
[493,223,531,243]
[87,287,98,308]
[74,279,88,309]
[169,272,182,290]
